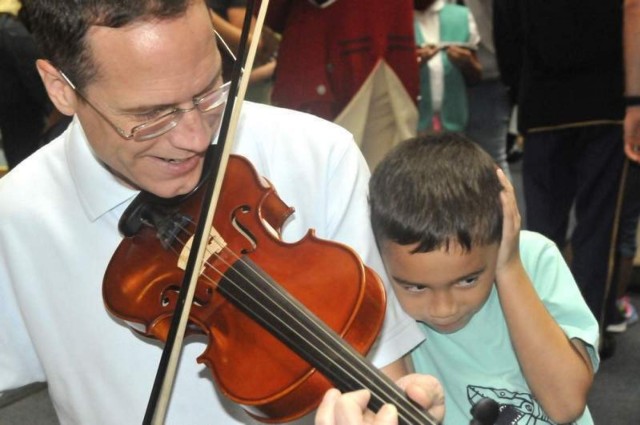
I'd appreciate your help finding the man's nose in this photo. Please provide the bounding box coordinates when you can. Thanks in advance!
[168,107,215,151]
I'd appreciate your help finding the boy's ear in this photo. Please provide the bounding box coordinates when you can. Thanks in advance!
[36,59,78,116]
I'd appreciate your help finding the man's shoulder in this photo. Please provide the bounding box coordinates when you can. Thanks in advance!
[0,139,67,211]
[240,102,353,138]
[236,102,359,163]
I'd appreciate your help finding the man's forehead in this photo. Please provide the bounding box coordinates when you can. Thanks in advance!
[81,16,220,108]
[85,0,212,52]
[85,11,215,71]
[88,20,207,52]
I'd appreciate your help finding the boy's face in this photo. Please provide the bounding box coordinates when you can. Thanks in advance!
[381,241,499,334]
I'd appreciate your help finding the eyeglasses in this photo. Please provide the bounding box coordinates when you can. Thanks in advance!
[57,31,236,142]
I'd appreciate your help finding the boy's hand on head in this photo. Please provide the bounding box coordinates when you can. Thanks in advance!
[496,168,522,278]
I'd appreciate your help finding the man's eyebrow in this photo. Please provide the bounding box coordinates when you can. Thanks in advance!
[118,102,176,115]
[117,69,223,115]
[196,68,224,96]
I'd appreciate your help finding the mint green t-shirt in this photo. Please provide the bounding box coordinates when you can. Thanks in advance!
[411,231,599,425]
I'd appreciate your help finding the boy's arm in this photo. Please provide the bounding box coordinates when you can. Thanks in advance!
[493,170,594,424]
[379,354,413,381]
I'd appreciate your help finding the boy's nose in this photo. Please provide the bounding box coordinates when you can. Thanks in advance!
[428,290,458,320]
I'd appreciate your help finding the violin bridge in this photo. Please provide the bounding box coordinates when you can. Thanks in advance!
[177,226,227,274]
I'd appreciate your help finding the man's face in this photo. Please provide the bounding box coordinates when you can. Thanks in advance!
[76,1,224,198]
[381,240,498,334]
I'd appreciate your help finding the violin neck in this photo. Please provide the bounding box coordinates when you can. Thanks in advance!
[220,257,438,425]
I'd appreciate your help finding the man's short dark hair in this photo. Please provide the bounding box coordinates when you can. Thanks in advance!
[22,0,191,91]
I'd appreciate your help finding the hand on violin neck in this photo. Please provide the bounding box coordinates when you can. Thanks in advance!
[314,374,445,425]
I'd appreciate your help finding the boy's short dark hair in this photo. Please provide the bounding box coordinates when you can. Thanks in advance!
[369,132,503,253]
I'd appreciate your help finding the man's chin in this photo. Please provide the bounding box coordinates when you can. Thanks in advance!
[141,166,206,199]
[148,180,201,199]
[103,161,199,201]
[125,175,198,200]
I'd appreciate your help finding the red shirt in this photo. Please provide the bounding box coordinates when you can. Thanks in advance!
[266,0,419,121]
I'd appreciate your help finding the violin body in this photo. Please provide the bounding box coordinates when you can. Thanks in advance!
[103,154,386,422]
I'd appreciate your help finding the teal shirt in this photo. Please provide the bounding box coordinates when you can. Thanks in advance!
[411,231,599,425]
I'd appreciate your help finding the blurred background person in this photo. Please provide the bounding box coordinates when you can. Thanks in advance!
[207,0,279,104]
[264,0,419,170]
[494,0,625,357]
[414,0,481,134]
[0,0,52,169]
[456,0,512,180]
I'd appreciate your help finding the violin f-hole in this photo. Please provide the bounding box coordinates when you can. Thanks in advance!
[231,204,258,254]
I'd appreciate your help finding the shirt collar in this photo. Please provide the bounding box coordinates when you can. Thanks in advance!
[66,117,138,222]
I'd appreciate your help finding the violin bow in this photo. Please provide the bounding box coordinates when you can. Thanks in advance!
[142,0,268,423]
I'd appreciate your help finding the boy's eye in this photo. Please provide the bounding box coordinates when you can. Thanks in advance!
[456,276,479,288]
[401,284,428,293]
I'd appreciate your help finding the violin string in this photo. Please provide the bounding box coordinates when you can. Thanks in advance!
[189,232,432,425]
[165,221,434,425]
[198,254,428,425]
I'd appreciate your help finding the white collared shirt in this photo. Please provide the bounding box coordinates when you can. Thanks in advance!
[0,102,424,424]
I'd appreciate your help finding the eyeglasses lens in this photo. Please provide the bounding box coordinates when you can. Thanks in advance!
[132,82,231,142]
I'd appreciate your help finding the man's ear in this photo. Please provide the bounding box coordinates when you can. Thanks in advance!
[36,59,78,116]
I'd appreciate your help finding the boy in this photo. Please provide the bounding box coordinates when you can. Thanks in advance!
[369,133,599,424]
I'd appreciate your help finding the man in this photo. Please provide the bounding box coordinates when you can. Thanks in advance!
[494,0,625,346]
[0,0,442,423]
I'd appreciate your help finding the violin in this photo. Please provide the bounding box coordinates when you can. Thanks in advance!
[103,153,424,422]
[102,157,498,424]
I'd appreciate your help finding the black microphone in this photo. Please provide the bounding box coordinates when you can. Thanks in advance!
[469,397,500,425]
